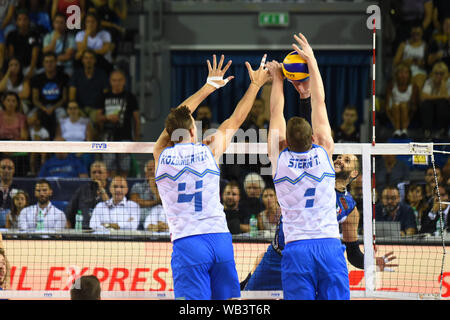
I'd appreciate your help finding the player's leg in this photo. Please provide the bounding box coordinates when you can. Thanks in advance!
[245,246,282,291]
[316,238,350,300]
[281,240,317,300]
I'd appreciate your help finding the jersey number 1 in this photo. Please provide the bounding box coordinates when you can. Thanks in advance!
[177,180,203,212]
[304,188,316,208]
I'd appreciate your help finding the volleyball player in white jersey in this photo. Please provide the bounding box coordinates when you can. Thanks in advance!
[266,33,350,300]
[153,54,270,300]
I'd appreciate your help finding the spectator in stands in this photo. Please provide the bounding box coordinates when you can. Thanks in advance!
[385,63,420,138]
[129,159,161,230]
[393,25,428,90]
[0,91,28,141]
[18,178,67,230]
[424,166,443,203]
[68,49,109,125]
[333,105,360,142]
[419,61,450,139]
[65,161,110,229]
[431,0,450,33]
[0,57,31,108]
[420,185,449,234]
[143,204,168,232]
[55,101,93,142]
[29,110,50,176]
[404,183,428,229]
[89,175,139,230]
[195,104,219,137]
[0,248,10,290]
[52,0,86,21]
[42,12,76,76]
[30,52,69,140]
[70,275,101,300]
[75,11,113,73]
[375,185,418,236]
[96,69,140,177]
[375,155,410,194]
[5,189,29,229]
[29,0,52,38]
[257,187,280,232]
[221,181,245,234]
[0,1,16,73]
[427,17,450,70]
[38,153,88,178]
[0,157,18,228]
[238,172,265,231]
[6,10,40,81]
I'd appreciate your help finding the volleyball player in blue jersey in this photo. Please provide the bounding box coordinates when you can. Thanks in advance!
[153,54,270,300]
[266,33,349,300]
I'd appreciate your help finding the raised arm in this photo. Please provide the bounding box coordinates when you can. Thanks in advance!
[204,54,270,162]
[153,54,234,163]
[292,33,334,158]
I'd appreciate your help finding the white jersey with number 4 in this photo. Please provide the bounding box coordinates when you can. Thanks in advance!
[155,143,229,241]
[273,144,339,243]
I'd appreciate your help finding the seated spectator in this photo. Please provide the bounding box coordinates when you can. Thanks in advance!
[65,161,110,229]
[0,57,31,107]
[221,180,245,234]
[55,101,93,142]
[424,166,443,203]
[420,185,449,234]
[29,110,50,176]
[0,91,28,141]
[68,49,108,125]
[385,63,420,138]
[0,248,9,290]
[195,104,219,137]
[375,185,418,236]
[30,52,69,140]
[0,157,19,213]
[427,17,450,69]
[28,0,52,38]
[129,159,161,230]
[42,12,76,76]
[18,179,67,230]
[375,155,410,194]
[333,105,360,142]
[5,189,29,229]
[5,10,40,80]
[143,204,168,232]
[52,0,86,21]
[38,153,88,178]
[238,172,265,232]
[0,2,16,72]
[70,275,101,300]
[393,25,428,90]
[257,187,281,233]
[431,0,450,33]
[96,69,140,177]
[75,12,113,73]
[404,183,428,229]
[89,175,139,230]
[419,61,449,139]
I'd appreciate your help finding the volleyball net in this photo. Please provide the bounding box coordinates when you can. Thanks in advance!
[0,141,448,300]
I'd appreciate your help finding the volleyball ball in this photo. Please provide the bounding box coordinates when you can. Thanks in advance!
[282,51,310,82]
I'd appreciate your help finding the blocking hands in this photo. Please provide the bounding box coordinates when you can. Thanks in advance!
[245,54,271,88]
[206,54,234,89]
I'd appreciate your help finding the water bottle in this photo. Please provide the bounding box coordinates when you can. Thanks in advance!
[75,210,83,231]
[36,210,44,231]
[435,217,442,236]
[249,215,258,237]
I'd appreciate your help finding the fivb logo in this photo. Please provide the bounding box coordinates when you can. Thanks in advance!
[366,4,381,30]
[65,5,82,30]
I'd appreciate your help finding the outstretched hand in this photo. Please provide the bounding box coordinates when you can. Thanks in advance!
[292,33,315,62]
[375,251,399,272]
[265,60,284,82]
[206,54,234,89]
[245,54,271,88]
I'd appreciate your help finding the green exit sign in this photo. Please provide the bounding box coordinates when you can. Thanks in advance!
[259,12,290,27]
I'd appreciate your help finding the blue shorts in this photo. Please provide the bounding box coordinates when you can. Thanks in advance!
[171,232,241,300]
[245,245,282,291]
[282,238,350,300]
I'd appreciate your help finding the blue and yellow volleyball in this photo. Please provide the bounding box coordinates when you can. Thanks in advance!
[282,51,310,82]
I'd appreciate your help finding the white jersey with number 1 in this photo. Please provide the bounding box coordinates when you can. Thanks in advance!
[155,143,229,241]
[273,144,339,243]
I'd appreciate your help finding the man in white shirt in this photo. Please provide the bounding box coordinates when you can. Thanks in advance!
[18,179,67,230]
[89,176,139,230]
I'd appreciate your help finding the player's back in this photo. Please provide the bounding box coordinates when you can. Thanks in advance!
[273,144,338,243]
[155,143,229,241]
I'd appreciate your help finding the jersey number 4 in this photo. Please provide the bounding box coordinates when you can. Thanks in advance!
[177,181,203,211]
